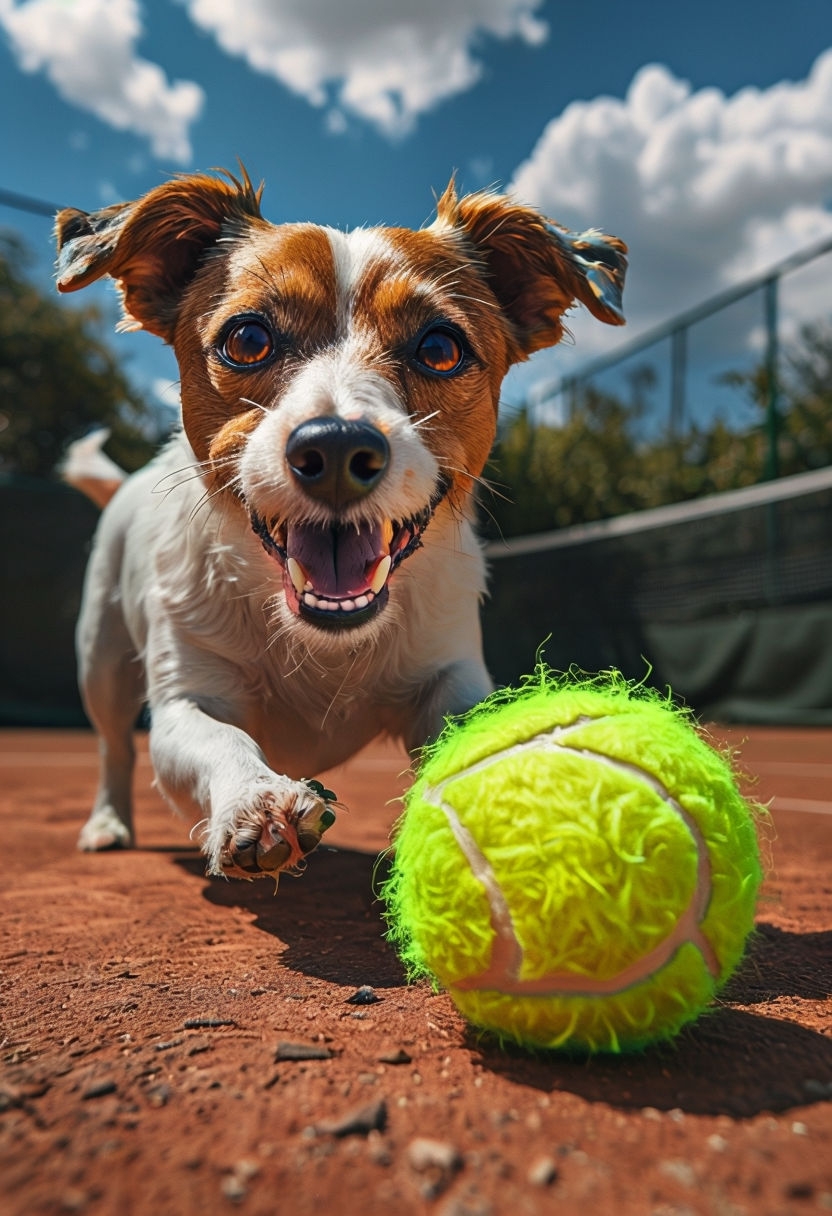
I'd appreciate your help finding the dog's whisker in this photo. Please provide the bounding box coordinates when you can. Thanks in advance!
[411,410,440,430]
[437,461,505,499]
[187,472,243,524]
[238,396,269,415]
[320,649,365,731]
[151,454,238,495]
[445,291,500,311]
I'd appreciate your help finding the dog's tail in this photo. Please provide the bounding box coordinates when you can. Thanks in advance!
[60,428,126,509]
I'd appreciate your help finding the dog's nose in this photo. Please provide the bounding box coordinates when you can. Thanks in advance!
[285,418,390,507]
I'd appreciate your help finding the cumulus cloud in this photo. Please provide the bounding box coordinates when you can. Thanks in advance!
[510,49,832,381]
[0,0,204,161]
[181,0,547,136]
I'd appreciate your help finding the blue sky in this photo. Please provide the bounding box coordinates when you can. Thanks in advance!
[1,0,831,423]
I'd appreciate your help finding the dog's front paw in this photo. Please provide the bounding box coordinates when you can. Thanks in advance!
[217,779,337,881]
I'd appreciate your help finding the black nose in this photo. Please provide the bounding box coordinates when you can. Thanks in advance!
[285,418,390,508]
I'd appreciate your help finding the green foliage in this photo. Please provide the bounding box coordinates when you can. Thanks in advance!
[720,321,832,475]
[0,233,160,478]
[485,321,832,539]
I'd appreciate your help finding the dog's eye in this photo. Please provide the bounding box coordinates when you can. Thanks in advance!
[414,326,465,376]
[220,320,274,367]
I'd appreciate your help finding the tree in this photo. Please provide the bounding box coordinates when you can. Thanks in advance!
[486,319,832,539]
[0,233,161,478]
[721,320,832,475]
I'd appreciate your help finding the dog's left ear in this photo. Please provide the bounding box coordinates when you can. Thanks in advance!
[435,182,627,361]
[55,169,264,341]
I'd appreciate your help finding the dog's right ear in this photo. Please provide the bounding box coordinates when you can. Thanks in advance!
[55,169,264,341]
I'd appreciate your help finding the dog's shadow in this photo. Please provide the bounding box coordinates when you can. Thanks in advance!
[175,845,405,990]
[175,849,832,1118]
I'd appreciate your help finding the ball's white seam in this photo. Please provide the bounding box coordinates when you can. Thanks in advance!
[420,717,720,998]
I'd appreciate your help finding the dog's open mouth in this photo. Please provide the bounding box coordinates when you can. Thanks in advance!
[249,488,446,630]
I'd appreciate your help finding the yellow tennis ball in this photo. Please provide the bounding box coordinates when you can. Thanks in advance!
[383,671,763,1053]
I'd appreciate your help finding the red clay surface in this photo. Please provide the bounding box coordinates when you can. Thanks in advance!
[1,725,831,1215]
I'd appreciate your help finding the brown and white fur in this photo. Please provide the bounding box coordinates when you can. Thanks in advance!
[55,170,626,881]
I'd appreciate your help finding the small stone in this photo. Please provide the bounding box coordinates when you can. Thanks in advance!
[82,1080,117,1100]
[659,1159,696,1187]
[313,1098,388,1138]
[234,1160,260,1182]
[221,1176,247,1203]
[527,1156,558,1187]
[184,1017,237,1029]
[408,1137,463,1199]
[378,1047,412,1065]
[275,1041,334,1061]
[346,985,380,1005]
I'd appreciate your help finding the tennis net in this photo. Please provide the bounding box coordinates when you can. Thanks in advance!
[481,465,832,724]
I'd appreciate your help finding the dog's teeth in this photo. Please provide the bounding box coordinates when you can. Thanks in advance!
[301,589,376,614]
[370,554,392,595]
[287,557,307,595]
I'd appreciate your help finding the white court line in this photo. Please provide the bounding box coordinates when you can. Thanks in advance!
[2,756,827,815]
[772,797,832,817]
[750,761,832,778]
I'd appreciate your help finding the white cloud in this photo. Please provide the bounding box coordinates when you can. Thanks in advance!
[0,0,204,161]
[181,0,547,136]
[508,48,832,390]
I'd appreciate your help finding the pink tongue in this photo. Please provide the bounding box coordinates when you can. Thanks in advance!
[286,521,385,598]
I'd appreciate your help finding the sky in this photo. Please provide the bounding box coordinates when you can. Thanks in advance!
[1,0,831,426]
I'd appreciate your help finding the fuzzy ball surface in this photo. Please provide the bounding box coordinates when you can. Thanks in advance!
[383,672,763,1053]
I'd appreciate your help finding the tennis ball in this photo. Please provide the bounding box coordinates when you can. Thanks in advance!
[383,670,763,1053]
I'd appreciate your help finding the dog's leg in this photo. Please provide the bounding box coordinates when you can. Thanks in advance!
[76,591,144,852]
[403,658,494,755]
[147,697,333,879]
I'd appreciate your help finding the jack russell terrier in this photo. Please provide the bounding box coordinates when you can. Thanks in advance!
[55,169,626,882]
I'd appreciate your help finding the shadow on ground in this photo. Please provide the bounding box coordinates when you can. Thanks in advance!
[177,850,832,1119]
[176,846,404,990]
[475,922,832,1118]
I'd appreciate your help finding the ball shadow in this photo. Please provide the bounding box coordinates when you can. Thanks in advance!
[473,1003,832,1118]
[175,852,831,1117]
[722,922,832,1003]
[474,923,832,1118]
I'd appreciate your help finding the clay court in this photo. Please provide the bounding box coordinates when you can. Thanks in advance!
[0,724,830,1215]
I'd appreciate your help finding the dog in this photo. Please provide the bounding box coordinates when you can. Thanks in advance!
[55,169,626,881]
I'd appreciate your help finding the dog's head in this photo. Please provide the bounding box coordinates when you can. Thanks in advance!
[55,169,626,636]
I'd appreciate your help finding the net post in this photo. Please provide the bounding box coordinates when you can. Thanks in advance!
[763,276,780,481]
[670,326,687,435]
